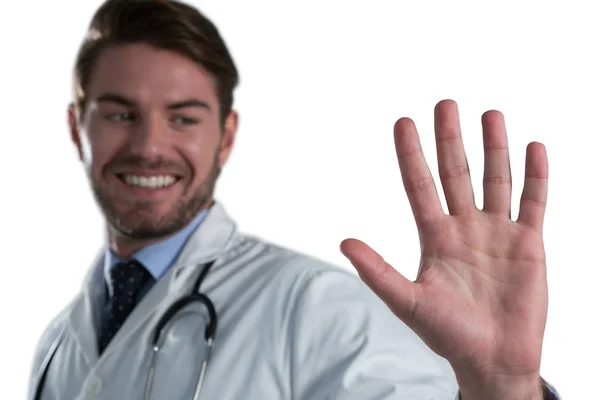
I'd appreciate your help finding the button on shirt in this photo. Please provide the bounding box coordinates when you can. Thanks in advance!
[100,209,208,330]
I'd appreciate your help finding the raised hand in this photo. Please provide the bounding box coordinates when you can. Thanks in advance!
[340,99,549,399]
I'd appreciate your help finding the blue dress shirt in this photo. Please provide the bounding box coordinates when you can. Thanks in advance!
[101,209,209,325]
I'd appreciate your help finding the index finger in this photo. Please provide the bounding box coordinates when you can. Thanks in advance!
[394,117,444,227]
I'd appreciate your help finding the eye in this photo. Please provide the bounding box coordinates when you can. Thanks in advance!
[105,112,135,122]
[172,116,199,126]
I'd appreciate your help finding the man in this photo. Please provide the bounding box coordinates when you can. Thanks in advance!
[28,0,560,399]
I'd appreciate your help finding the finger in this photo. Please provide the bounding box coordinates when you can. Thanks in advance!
[517,142,548,231]
[434,100,476,214]
[481,110,512,217]
[340,238,417,324]
[394,117,445,227]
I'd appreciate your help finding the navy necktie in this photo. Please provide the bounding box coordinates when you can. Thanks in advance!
[98,260,152,354]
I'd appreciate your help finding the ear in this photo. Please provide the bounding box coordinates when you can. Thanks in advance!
[218,109,239,168]
[68,104,84,161]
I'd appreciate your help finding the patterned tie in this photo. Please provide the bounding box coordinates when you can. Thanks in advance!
[98,260,152,354]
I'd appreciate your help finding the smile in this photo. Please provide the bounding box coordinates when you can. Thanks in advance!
[117,174,179,189]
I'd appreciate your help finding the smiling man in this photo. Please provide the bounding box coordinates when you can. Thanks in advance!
[28,1,560,399]
[74,43,233,257]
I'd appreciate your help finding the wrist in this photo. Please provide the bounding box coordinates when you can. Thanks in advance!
[456,371,544,400]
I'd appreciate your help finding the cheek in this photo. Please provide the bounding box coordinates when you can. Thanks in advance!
[178,134,220,181]
[81,128,123,177]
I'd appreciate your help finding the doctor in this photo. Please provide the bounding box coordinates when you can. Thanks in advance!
[29,0,560,399]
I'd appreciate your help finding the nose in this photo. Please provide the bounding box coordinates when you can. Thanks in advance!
[128,114,170,158]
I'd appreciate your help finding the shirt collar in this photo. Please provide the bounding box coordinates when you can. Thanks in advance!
[103,209,209,282]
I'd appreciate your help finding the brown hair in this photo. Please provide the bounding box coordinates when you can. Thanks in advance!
[73,0,239,127]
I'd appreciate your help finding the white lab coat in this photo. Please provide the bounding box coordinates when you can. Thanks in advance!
[28,202,460,399]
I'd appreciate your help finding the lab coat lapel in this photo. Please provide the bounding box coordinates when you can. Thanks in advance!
[167,200,238,295]
[67,252,105,365]
[95,201,238,356]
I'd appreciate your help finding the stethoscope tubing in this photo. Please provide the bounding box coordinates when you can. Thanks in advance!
[34,261,217,400]
[144,260,217,399]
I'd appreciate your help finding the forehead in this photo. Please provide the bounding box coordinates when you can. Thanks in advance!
[86,43,218,105]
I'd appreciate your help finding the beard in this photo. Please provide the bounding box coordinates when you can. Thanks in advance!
[90,152,221,240]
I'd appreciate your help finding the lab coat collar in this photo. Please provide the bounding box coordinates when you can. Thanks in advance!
[171,200,238,269]
[68,200,238,364]
[158,200,239,302]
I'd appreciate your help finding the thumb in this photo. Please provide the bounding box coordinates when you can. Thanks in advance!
[340,238,416,324]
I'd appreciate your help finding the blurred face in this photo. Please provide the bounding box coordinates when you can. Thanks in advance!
[69,43,237,242]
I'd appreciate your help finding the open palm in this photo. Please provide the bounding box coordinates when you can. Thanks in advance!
[341,100,549,381]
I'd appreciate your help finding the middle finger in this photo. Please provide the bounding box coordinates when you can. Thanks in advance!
[434,100,476,215]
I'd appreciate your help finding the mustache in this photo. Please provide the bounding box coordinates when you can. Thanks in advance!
[106,156,187,175]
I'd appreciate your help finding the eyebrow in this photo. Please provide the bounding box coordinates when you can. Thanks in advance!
[95,93,211,112]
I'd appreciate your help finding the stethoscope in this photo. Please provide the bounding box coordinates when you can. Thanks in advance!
[33,261,217,400]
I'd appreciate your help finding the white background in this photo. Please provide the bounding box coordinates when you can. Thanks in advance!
[1,0,598,398]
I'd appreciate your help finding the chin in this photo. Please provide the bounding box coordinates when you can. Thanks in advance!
[93,176,213,240]
[113,219,179,240]
[115,211,165,233]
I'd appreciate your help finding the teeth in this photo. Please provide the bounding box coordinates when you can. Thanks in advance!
[123,175,177,188]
